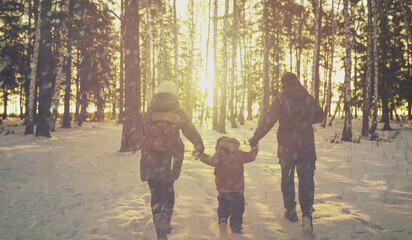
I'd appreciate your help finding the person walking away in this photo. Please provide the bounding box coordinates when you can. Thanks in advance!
[194,136,258,233]
[249,72,324,234]
[140,81,205,240]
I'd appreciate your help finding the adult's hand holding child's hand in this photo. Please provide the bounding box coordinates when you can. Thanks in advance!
[192,150,201,160]
[248,136,259,148]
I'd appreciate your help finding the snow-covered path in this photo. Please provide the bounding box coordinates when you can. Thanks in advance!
[0,119,411,240]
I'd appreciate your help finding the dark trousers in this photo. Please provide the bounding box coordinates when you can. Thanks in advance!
[147,180,175,215]
[280,159,315,216]
[218,192,245,231]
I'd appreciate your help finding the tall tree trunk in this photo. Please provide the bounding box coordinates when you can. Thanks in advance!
[354,53,358,119]
[62,0,73,128]
[51,0,70,131]
[329,86,343,126]
[341,0,352,141]
[401,0,412,119]
[78,40,88,127]
[35,0,53,138]
[120,0,142,152]
[369,0,379,136]
[146,1,153,104]
[25,2,42,134]
[322,54,328,110]
[229,0,238,128]
[173,0,179,89]
[200,89,208,126]
[289,16,294,72]
[381,1,391,131]
[213,0,219,130]
[247,11,253,121]
[161,2,167,83]
[238,4,246,125]
[112,66,117,120]
[297,0,303,79]
[79,92,87,127]
[275,30,280,93]
[323,0,335,128]
[2,89,8,120]
[187,0,195,120]
[312,0,321,103]
[262,0,270,119]
[361,0,373,136]
[75,48,80,122]
[118,0,125,123]
[206,0,212,82]
[20,84,24,119]
[24,0,33,123]
[218,0,229,133]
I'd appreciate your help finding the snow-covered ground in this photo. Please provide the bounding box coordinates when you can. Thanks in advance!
[0,117,411,240]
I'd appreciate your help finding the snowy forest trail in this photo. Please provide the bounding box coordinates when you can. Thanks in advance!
[0,119,411,240]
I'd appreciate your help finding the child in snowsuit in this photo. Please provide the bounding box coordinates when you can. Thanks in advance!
[194,136,258,233]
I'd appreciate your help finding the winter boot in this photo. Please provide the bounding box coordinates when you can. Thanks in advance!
[230,222,241,233]
[302,215,313,234]
[218,218,227,225]
[284,210,298,222]
[164,208,173,234]
[153,213,168,240]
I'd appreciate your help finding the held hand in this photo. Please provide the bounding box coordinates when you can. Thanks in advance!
[192,150,201,160]
[250,144,259,151]
[248,136,259,148]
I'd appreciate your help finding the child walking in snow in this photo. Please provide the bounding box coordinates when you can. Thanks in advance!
[193,136,258,233]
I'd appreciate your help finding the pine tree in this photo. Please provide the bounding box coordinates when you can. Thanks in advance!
[229,0,238,128]
[341,0,352,141]
[120,0,142,152]
[361,0,373,136]
[118,0,125,123]
[213,0,219,130]
[35,0,53,138]
[218,0,229,133]
[51,0,70,131]
[262,0,270,118]
[369,0,379,136]
[25,2,42,134]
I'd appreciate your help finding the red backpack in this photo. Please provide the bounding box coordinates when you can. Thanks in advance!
[145,111,180,152]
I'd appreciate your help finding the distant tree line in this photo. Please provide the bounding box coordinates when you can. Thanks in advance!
[0,0,411,147]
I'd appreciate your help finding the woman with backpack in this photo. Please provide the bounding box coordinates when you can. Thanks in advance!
[140,81,204,240]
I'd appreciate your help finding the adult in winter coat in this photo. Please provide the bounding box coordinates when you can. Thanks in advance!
[140,81,204,240]
[195,136,258,233]
[249,72,324,234]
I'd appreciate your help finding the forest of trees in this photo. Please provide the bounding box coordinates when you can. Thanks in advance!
[0,0,411,150]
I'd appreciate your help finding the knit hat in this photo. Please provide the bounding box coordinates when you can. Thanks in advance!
[156,81,177,95]
[280,72,299,85]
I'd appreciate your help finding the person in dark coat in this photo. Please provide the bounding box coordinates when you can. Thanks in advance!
[140,81,204,240]
[249,72,324,234]
[194,136,258,233]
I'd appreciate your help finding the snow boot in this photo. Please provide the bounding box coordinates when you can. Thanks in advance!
[164,208,173,234]
[302,215,313,234]
[219,218,227,225]
[153,213,168,240]
[230,223,241,233]
[284,210,298,222]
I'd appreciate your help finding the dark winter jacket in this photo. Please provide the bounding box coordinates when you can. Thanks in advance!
[198,146,258,192]
[140,93,204,181]
[252,80,324,161]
